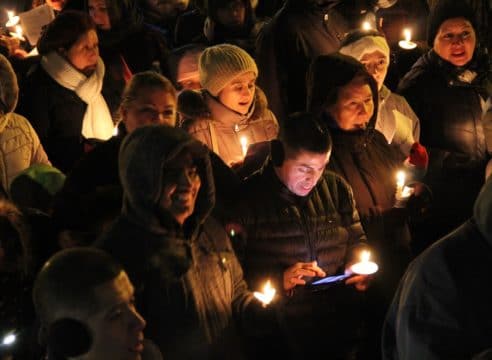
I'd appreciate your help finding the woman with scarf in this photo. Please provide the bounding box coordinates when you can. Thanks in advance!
[17,11,115,173]
[397,0,492,251]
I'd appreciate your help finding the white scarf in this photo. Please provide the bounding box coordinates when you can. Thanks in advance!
[41,52,114,140]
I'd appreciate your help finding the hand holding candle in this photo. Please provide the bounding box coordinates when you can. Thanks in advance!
[395,170,414,207]
[254,280,276,307]
[349,250,379,276]
[9,25,25,42]
[399,28,417,50]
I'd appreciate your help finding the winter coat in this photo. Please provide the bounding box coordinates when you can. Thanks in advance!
[382,177,492,360]
[17,65,117,173]
[97,126,264,358]
[255,0,353,121]
[398,49,492,242]
[0,112,50,191]
[180,88,278,168]
[378,85,420,155]
[230,159,367,357]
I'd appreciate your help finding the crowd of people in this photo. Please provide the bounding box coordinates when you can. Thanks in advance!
[0,0,491,359]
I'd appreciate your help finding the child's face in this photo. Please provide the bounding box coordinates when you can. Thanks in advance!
[218,71,256,115]
[84,271,146,360]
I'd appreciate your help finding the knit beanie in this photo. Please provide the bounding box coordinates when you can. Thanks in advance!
[199,44,258,96]
[0,54,19,114]
[427,0,477,47]
[339,31,390,63]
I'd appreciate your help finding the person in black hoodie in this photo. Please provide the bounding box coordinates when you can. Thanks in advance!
[97,125,272,358]
[397,0,492,251]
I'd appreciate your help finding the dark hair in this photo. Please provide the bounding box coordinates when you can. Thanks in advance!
[207,0,254,25]
[279,112,332,154]
[33,248,123,325]
[306,53,378,124]
[37,10,96,55]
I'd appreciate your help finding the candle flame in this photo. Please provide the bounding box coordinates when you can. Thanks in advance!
[240,136,248,157]
[361,250,371,262]
[6,10,20,27]
[361,21,372,31]
[403,28,412,42]
[396,170,405,188]
[253,280,276,306]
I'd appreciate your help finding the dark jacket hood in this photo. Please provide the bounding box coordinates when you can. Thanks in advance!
[474,177,492,245]
[119,125,215,236]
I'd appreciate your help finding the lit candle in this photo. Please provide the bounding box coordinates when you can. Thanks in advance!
[399,28,417,50]
[6,10,19,27]
[361,21,372,31]
[239,136,248,157]
[349,250,379,275]
[9,25,25,41]
[395,170,405,199]
[253,280,276,307]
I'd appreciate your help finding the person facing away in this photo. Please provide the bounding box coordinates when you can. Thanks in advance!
[229,112,371,359]
[0,53,50,192]
[97,125,272,358]
[382,176,492,360]
[32,247,161,360]
[339,29,421,157]
[179,43,278,173]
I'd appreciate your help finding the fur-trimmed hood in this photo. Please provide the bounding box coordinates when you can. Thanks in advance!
[177,86,271,125]
[0,54,18,114]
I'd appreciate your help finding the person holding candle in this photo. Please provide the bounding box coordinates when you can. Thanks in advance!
[383,176,492,359]
[397,0,492,252]
[179,43,278,174]
[229,112,371,358]
[17,11,118,173]
[307,53,431,358]
[97,125,275,358]
[338,29,422,157]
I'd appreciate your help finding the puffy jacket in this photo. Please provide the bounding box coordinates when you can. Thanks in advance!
[0,112,50,190]
[97,126,264,358]
[179,87,278,167]
[383,177,492,360]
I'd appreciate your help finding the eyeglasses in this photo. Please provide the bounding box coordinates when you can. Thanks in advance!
[360,58,388,73]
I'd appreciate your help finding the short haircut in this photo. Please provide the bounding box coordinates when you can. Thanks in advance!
[37,11,96,56]
[279,112,332,155]
[33,248,123,325]
[120,71,176,112]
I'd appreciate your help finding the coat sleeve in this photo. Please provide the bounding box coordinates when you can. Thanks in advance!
[26,117,51,167]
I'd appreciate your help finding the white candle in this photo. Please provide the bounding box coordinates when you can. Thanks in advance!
[6,10,19,27]
[399,28,417,50]
[350,250,379,275]
[395,170,405,199]
[253,280,276,307]
[239,136,248,157]
[9,25,25,41]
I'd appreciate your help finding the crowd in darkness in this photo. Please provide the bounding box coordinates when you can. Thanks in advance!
[0,0,491,359]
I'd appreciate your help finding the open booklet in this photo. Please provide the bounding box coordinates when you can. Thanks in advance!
[18,4,55,47]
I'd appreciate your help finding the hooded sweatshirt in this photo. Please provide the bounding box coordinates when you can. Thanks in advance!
[97,125,259,358]
[382,177,492,359]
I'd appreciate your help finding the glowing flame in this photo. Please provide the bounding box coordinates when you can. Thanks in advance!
[350,250,379,275]
[403,28,412,42]
[254,280,276,306]
[396,170,405,189]
[240,136,248,157]
[360,250,371,262]
[6,10,19,27]
[9,25,25,41]
[361,21,372,31]
[2,333,16,346]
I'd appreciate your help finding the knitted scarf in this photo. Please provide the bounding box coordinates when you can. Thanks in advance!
[41,52,114,140]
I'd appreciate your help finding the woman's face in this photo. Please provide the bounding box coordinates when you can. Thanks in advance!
[359,50,388,91]
[89,0,111,30]
[218,71,256,115]
[121,88,177,133]
[434,17,476,67]
[64,30,99,76]
[46,0,67,11]
[327,77,374,131]
[216,0,245,28]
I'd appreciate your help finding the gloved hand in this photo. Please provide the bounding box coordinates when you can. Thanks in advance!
[405,142,429,181]
[404,181,433,220]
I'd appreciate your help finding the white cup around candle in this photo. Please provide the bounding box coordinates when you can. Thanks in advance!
[398,28,417,50]
[349,250,379,275]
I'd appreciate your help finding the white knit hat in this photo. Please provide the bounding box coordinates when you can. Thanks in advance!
[339,35,390,62]
[199,44,258,96]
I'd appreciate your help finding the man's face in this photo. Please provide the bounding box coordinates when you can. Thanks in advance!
[84,271,146,360]
[328,78,374,131]
[160,150,201,225]
[65,30,99,76]
[218,71,256,115]
[122,88,176,133]
[216,0,245,28]
[359,50,388,90]
[88,0,111,30]
[434,17,476,67]
[275,147,330,197]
